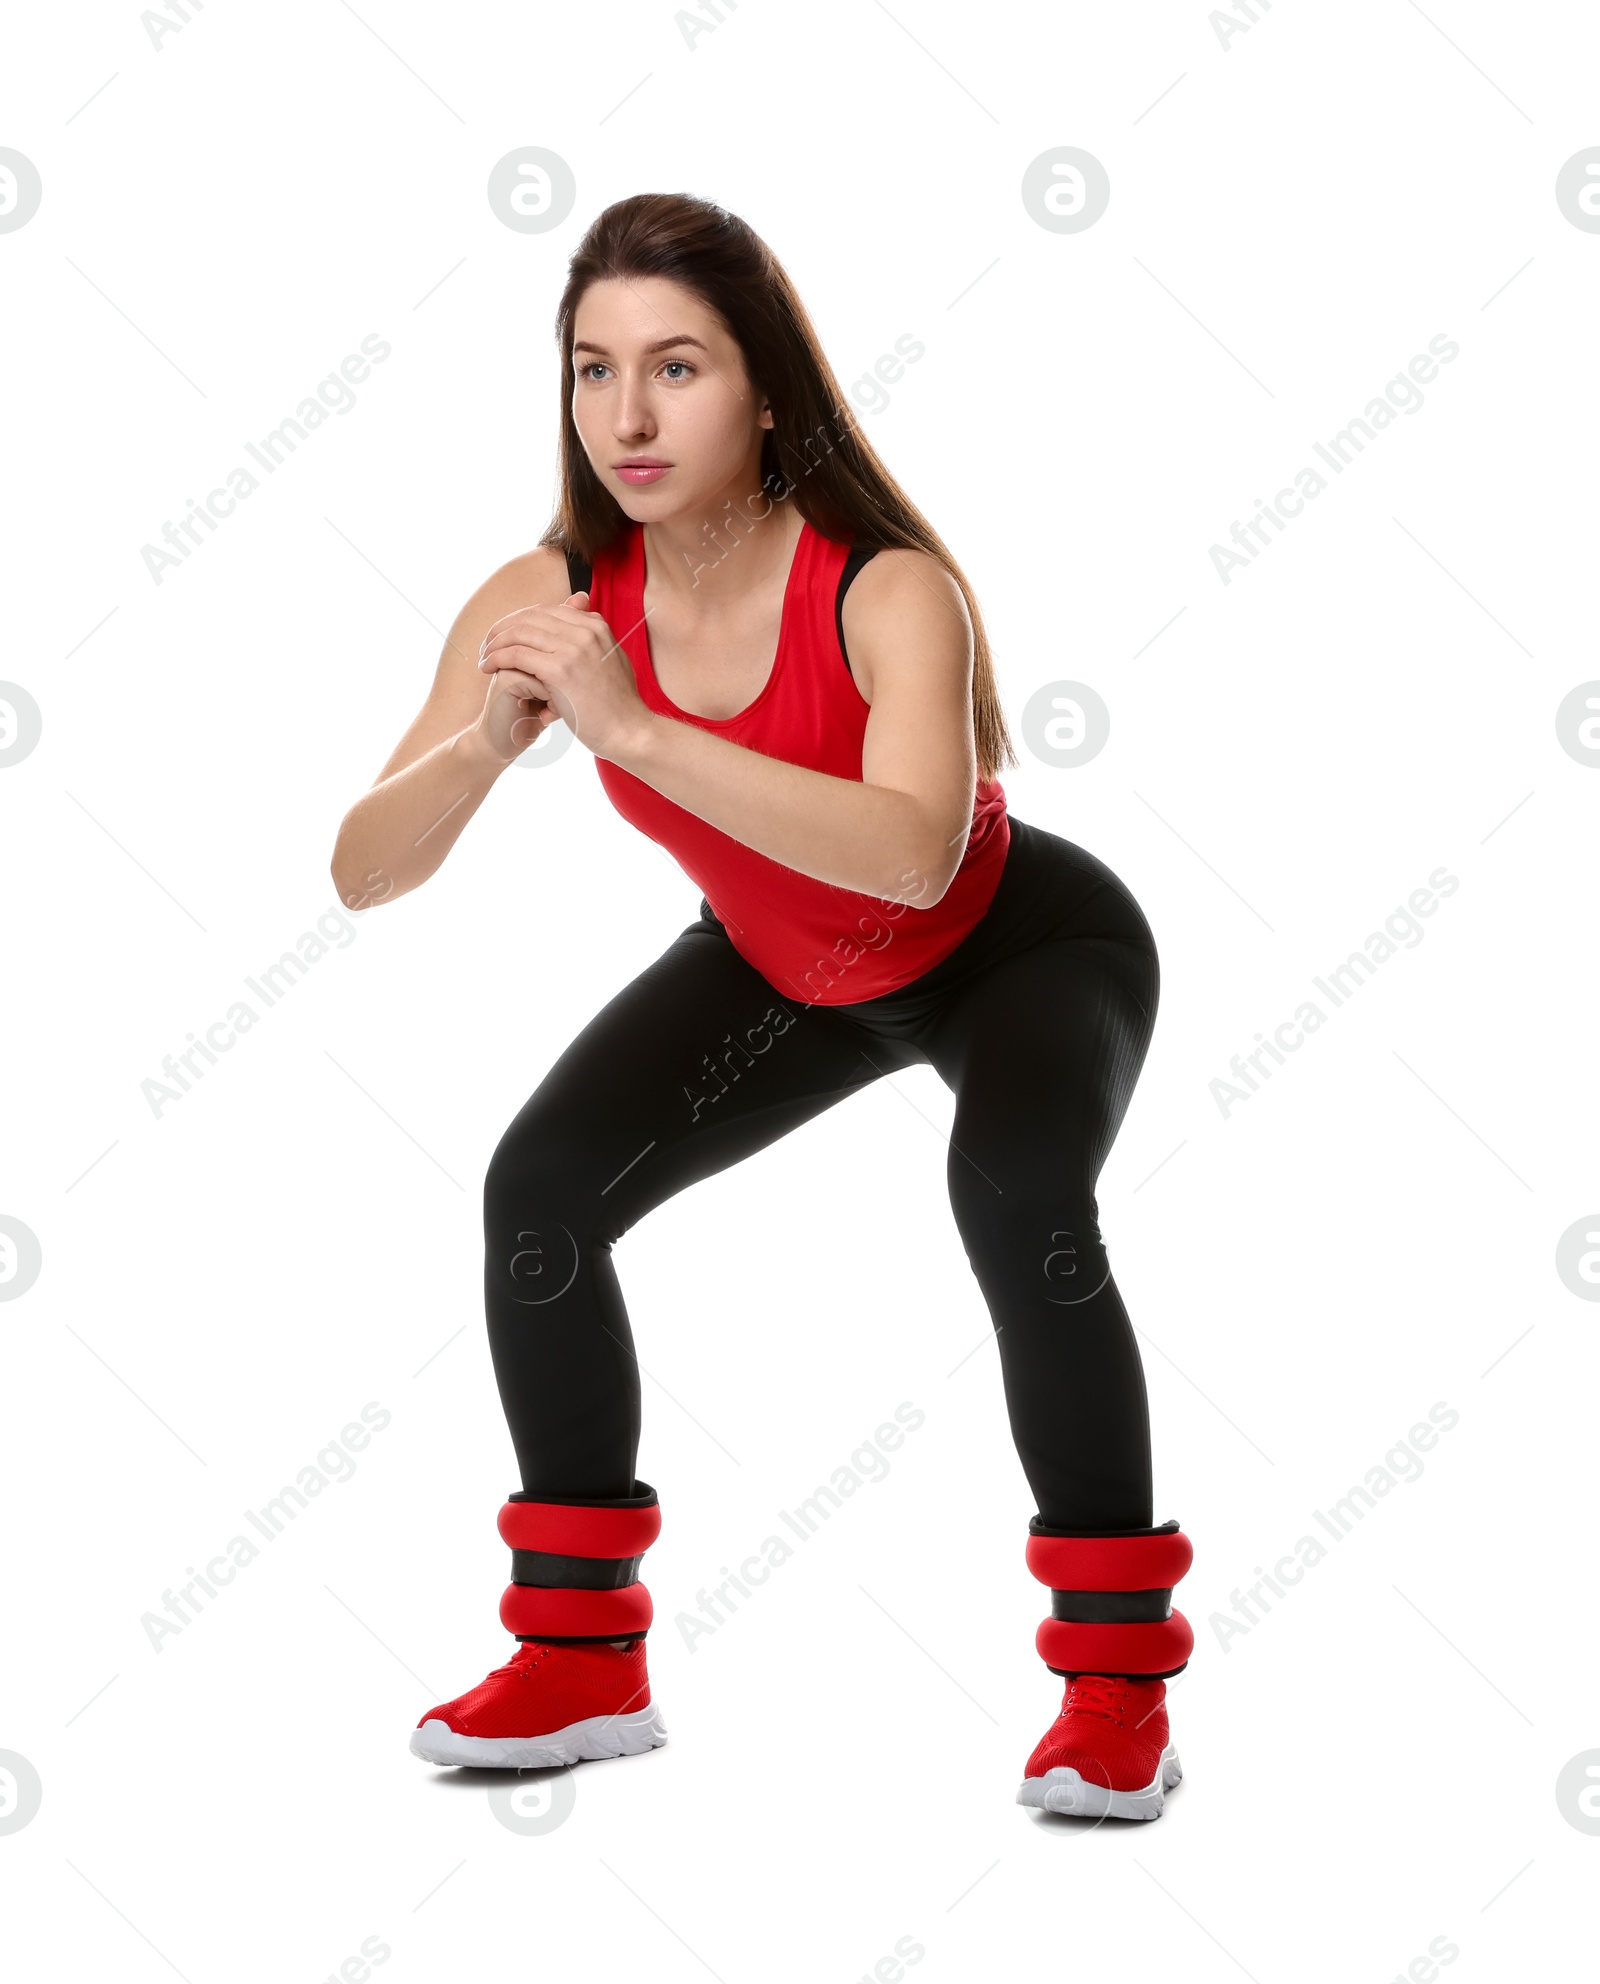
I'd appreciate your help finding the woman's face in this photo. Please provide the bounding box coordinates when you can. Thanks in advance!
[570,274,772,523]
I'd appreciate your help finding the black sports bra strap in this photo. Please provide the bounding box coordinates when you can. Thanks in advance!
[565,545,593,594]
[835,543,879,678]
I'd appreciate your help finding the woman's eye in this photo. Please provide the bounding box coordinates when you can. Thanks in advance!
[576,359,694,382]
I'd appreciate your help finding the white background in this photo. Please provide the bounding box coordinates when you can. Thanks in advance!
[4,1,1597,1977]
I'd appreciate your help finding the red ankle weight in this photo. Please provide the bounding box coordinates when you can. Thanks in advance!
[499,1581,654,1638]
[1026,1521,1194,1679]
[497,1486,662,1643]
[497,1498,662,1557]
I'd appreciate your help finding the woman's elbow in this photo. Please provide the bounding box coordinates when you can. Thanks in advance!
[331,850,396,913]
[890,845,958,910]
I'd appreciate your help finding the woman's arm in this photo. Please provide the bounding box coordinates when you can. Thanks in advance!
[611,550,981,909]
[329,547,572,909]
[466,545,984,909]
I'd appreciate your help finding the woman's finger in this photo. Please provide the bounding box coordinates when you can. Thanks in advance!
[483,628,571,665]
[483,597,596,657]
[479,650,549,687]
[485,664,552,701]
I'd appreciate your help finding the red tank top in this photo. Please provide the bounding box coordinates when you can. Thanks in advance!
[588,516,1010,1005]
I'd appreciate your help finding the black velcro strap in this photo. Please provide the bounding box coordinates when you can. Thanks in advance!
[508,1480,657,1509]
[1049,1587,1173,1623]
[1029,1516,1180,1539]
[1047,1658,1188,1680]
[511,1549,644,1589]
[517,1631,649,1646]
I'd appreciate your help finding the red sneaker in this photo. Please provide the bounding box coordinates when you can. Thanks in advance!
[1016,1673,1182,1821]
[411,1638,667,1769]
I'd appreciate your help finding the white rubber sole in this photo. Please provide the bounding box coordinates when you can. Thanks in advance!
[410,1702,668,1770]
[1016,1742,1182,1821]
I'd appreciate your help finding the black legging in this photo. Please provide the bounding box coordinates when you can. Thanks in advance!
[482,815,1161,1531]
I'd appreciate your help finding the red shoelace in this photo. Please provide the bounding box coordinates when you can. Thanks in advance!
[1058,1674,1129,1721]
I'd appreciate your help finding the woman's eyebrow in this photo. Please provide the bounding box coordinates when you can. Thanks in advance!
[572,334,710,357]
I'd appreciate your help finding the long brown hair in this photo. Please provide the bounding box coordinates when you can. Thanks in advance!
[538,191,1018,785]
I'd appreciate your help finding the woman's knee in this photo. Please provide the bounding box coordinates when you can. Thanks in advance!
[483,1118,608,1306]
[950,1182,1110,1298]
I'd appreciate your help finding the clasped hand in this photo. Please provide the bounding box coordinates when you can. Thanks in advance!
[477,592,652,763]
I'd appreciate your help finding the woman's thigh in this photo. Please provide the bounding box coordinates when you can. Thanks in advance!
[485,917,924,1256]
[929,936,1151,1158]
[915,933,1160,1525]
[482,918,924,1493]
[919,931,1159,1235]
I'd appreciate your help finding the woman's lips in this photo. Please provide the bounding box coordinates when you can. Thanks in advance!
[615,463,671,484]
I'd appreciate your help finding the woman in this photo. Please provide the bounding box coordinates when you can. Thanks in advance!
[331,192,1194,1822]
